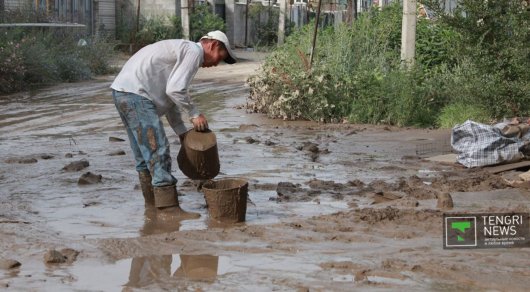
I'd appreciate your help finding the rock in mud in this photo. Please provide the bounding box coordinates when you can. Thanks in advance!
[308,152,319,162]
[296,142,319,153]
[263,139,276,146]
[62,159,89,172]
[348,179,365,187]
[244,136,259,144]
[307,179,347,191]
[40,154,54,160]
[354,270,369,283]
[5,157,38,164]
[396,197,419,207]
[371,191,402,204]
[44,250,67,264]
[109,136,125,142]
[59,248,80,263]
[273,182,320,202]
[65,153,73,158]
[437,193,454,209]
[78,172,102,185]
[108,150,126,156]
[0,258,21,270]
[274,182,301,202]
[238,124,259,131]
[359,207,400,223]
[296,142,329,162]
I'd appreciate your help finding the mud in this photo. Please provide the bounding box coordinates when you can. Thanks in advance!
[1,50,529,291]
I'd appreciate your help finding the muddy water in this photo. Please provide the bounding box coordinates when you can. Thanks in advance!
[1,51,530,291]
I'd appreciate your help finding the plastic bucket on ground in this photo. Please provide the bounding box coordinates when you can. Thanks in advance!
[202,178,248,223]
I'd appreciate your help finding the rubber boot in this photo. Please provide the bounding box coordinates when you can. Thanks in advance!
[138,171,155,207]
[153,185,200,220]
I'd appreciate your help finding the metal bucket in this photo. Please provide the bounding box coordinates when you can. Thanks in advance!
[177,129,220,180]
[202,178,248,223]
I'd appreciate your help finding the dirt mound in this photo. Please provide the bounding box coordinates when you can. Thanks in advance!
[356,207,442,226]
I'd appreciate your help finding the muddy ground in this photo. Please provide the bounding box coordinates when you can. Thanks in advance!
[0,50,529,291]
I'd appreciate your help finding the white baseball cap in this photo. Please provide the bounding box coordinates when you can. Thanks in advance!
[200,30,237,64]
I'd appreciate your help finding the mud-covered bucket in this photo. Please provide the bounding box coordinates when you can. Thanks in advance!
[177,129,220,180]
[202,178,248,223]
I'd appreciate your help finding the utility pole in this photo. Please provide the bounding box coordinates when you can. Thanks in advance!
[245,0,249,47]
[309,0,323,68]
[346,0,357,24]
[181,0,190,40]
[400,0,416,69]
[278,0,287,45]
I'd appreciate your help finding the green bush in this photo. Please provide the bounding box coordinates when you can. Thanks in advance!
[135,16,180,47]
[78,37,117,75]
[248,4,281,49]
[248,3,440,125]
[424,0,530,117]
[56,54,91,82]
[0,40,26,93]
[248,1,529,127]
[189,4,226,41]
[0,28,116,94]
[437,102,491,129]
[17,35,59,85]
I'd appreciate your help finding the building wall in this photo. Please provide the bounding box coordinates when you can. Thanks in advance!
[5,0,30,10]
[98,0,115,32]
[2,0,116,37]
[140,0,177,17]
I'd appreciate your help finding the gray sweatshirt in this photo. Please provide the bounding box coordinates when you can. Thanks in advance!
[111,39,203,134]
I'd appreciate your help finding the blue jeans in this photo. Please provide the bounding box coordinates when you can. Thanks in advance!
[112,90,177,187]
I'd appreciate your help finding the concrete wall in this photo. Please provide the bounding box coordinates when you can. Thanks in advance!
[140,0,176,17]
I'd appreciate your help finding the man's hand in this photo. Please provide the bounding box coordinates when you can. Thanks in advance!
[191,114,209,132]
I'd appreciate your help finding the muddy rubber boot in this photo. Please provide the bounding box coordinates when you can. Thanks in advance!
[153,185,200,221]
[138,171,155,207]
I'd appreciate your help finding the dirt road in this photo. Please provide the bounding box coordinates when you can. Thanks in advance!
[1,50,529,291]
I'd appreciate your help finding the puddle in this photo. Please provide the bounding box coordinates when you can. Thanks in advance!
[2,253,323,291]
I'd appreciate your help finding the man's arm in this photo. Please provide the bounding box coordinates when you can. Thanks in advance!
[165,46,202,119]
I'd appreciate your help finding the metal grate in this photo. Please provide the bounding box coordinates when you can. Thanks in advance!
[415,139,454,156]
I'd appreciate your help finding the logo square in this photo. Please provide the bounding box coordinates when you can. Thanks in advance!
[445,216,477,247]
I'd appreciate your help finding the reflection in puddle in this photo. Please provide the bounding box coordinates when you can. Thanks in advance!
[71,254,228,290]
[66,253,323,290]
[126,254,219,287]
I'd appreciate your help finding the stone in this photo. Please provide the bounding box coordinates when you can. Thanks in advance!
[109,136,125,142]
[437,193,454,209]
[62,160,89,172]
[44,250,66,264]
[0,258,21,270]
[108,150,126,156]
[78,172,102,185]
